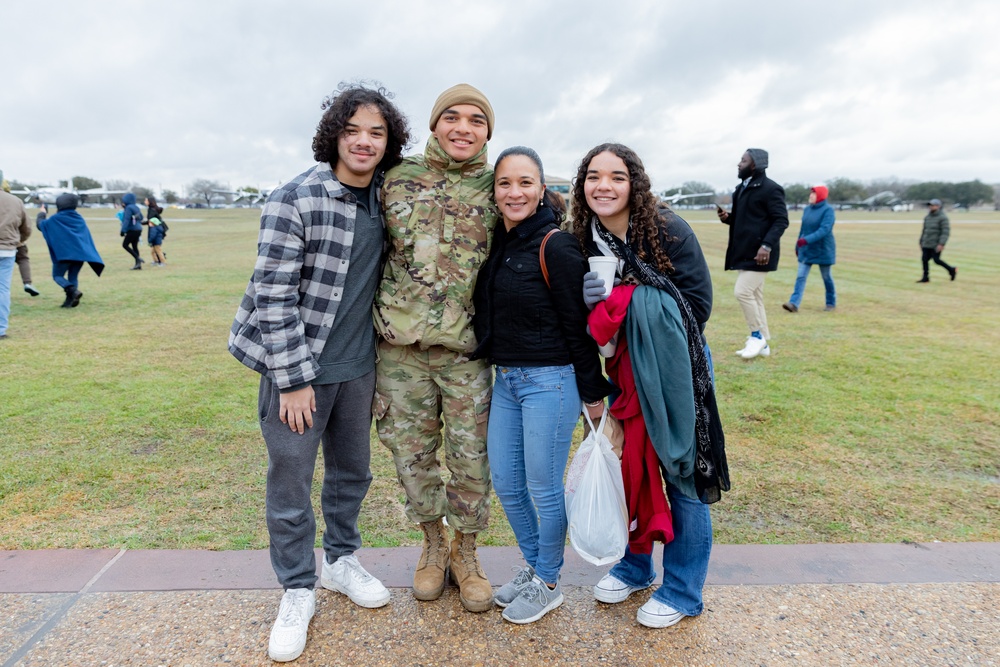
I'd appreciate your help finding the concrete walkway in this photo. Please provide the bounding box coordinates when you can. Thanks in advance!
[1,543,998,666]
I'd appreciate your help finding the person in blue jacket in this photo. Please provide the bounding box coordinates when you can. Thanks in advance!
[36,194,104,307]
[783,185,836,312]
[120,192,144,270]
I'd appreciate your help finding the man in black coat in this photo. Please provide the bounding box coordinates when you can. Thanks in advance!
[716,148,788,359]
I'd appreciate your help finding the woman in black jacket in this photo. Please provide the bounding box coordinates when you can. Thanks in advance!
[472,146,611,624]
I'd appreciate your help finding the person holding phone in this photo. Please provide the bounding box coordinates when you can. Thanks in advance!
[715,149,788,359]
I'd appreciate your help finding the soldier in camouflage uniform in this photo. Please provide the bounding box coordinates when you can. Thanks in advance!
[374,84,498,612]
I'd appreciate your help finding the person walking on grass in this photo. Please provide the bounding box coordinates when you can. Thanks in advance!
[1,173,39,297]
[783,185,836,313]
[120,192,144,270]
[35,194,104,308]
[144,195,167,266]
[229,82,411,663]
[716,148,788,359]
[374,84,497,613]
[917,198,956,283]
[472,146,612,624]
[0,176,33,339]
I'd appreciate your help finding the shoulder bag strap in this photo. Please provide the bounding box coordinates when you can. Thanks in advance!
[539,228,559,289]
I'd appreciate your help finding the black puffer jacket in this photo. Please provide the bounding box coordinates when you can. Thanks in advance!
[723,170,788,271]
[472,206,612,403]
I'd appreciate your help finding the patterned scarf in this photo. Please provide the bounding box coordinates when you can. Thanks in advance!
[593,217,729,503]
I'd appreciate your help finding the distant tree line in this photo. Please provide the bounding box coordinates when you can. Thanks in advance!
[781,178,995,208]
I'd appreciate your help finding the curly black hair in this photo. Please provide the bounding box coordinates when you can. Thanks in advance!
[571,143,674,274]
[312,81,412,172]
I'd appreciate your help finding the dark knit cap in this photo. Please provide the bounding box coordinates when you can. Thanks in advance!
[56,193,80,211]
[746,148,769,171]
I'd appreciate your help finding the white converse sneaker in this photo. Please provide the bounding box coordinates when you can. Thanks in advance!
[268,588,315,662]
[636,598,687,628]
[593,573,649,604]
[321,554,390,608]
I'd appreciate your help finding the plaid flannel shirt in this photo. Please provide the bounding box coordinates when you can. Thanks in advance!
[228,162,384,389]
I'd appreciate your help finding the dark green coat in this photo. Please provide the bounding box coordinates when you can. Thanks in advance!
[920,209,950,248]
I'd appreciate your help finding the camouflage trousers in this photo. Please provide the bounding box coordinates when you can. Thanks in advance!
[375,340,492,533]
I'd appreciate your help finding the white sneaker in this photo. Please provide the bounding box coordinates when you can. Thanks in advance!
[637,598,687,628]
[269,588,315,662]
[740,336,769,359]
[593,573,649,604]
[321,554,390,608]
[734,336,753,356]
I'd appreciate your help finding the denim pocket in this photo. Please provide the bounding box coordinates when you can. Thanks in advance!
[521,365,574,391]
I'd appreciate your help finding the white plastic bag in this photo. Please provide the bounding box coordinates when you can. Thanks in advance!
[565,405,628,566]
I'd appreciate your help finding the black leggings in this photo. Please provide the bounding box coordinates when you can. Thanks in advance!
[921,247,953,277]
[123,230,141,261]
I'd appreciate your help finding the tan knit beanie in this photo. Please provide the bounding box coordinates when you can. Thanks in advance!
[428,83,494,139]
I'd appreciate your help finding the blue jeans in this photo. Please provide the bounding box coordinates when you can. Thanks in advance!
[789,262,835,308]
[487,365,580,585]
[607,481,712,616]
[0,255,13,335]
[53,260,83,289]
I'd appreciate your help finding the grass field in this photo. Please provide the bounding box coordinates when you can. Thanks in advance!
[1,207,997,550]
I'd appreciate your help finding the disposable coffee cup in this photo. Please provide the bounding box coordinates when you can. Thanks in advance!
[588,256,618,299]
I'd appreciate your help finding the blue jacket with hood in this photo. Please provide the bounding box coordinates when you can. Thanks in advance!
[120,193,143,233]
[797,200,836,265]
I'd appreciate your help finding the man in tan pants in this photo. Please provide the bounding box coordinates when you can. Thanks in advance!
[717,148,788,359]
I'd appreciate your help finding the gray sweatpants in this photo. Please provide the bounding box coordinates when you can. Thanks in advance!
[259,371,375,590]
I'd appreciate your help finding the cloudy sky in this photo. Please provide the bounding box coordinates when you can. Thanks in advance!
[3,0,998,197]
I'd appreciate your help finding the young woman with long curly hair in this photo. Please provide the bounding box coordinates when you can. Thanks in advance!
[572,143,729,629]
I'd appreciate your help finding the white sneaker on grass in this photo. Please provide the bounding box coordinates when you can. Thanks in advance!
[493,565,535,608]
[740,336,769,359]
[593,572,649,604]
[268,588,315,662]
[501,576,563,624]
[321,554,390,608]
[636,598,687,628]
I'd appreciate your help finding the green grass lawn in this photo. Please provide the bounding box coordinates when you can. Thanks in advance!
[1,207,997,550]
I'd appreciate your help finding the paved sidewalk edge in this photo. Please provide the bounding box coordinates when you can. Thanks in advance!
[1,542,997,593]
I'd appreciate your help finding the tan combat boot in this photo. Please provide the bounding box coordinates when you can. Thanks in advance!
[449,530,493,612]
[413,519,449,601]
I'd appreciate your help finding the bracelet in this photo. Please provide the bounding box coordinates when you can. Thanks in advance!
[585,400,604,407]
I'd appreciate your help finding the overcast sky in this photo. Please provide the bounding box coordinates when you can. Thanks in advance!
[3,0,999,197]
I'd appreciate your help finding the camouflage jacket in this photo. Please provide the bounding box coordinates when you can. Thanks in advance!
[375,136,497,353]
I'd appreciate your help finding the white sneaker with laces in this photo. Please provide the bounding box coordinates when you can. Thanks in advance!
[593,573,649,604]
[268,588,315,662]
[636,598,687,628]
[740,336,769,359]
[321,554,390,608]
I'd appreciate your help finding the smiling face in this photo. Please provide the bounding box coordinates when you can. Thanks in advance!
[334,104,388,187]
[583,151,631,228]
[494,154,545,230]
[432,104,489,162]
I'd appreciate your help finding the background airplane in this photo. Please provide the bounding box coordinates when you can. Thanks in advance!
[11,180,130,205]
[833,190,904,210]
[660,189,715,205]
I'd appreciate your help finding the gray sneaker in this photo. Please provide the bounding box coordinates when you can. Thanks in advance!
[493,565,535,608]
[501,576,563,624]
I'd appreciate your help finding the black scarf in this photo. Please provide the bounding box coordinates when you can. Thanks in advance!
[594,218,730,503]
